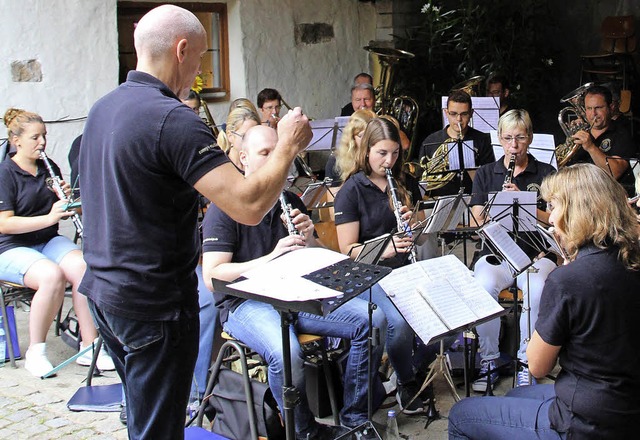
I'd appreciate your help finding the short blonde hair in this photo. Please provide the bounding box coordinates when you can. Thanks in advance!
[217,107,261,154]
[541,163,640,270]
[497,109,533,137]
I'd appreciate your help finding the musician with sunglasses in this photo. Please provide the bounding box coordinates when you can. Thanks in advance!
[202,125,384,439]
[469,109,556,391]
[449,163,640,439]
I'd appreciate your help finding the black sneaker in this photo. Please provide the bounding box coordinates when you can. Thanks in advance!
[396,381,425,414]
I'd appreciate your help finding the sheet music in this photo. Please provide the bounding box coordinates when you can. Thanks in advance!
[447,140,476,170]
[241,247,347,279]
[441,97,500,133]
[228,276,342,301]
[490,131,558,169]
[488,191,538,232]
[480,222,532,273]
[378,255,501,345]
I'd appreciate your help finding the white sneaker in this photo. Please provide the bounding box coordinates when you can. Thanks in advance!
[516,367,537,387]
[25,343,54,377]
[76,339,116,371]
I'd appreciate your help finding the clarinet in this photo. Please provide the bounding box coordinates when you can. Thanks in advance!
[385,168,416,264]
[38,150,83,235]
[503,153,517,187]
[279,192,300,236]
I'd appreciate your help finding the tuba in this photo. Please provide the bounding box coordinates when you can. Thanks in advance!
[556,82,593,167]
[365,46,420,159]
[450,75,485,96]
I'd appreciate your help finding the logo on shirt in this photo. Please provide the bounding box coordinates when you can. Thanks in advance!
[599,138,612,152]
[527,183,542,200]
[198,143,217,155]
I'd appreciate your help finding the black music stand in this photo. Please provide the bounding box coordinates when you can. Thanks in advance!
[213,257,391,440]
[348,234,392,265]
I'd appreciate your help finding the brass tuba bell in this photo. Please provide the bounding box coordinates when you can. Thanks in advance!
[556,82,594,167]
[450,75,486,96]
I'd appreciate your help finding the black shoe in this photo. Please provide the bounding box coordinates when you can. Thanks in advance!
[396,381,425,415]
[296,423,350,440]
[119,405,127,425]
[414,370,434,404]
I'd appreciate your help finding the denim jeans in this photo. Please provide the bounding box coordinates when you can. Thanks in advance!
[359,283,416,384]
[192,265,217,400]
[448,384,565,439]
[474,256,556,361]
[88,298,199,440]
[223,296,385,432]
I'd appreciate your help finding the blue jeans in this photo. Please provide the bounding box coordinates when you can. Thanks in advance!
[87,298,199,440]
[360,283,416,384]
[223,296,385,432]
[192,265,217,400]
[448,384,565,439]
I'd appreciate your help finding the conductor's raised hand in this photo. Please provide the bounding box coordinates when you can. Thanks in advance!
[277,107,312,156]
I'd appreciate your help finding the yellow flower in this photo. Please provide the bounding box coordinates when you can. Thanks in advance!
[191,74,204,94]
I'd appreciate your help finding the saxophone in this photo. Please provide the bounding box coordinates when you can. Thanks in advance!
[39,150,83,235]
[279,192,300,236]
[385,168,416,264]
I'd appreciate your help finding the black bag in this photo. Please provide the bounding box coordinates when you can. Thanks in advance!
[207,367,285,440]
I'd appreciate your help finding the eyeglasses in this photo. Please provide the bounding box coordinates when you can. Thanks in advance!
[448,111,471,118]
[263,105,282,112]
[501,135,529,143]
[230,130,244,139]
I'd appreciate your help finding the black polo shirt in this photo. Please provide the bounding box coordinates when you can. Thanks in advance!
[340,103,355,117]
[334,171,420,268]
[536,245,640,439]
[418,126,495,196]
[79,70,229,321]
[566,122,637,195]
[201,190,307,324]
[471,154,556,260]
[0,158,61,254]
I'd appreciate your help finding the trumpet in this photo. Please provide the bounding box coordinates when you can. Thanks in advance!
[279,192,300,236]
[385,168,416,264]
[39,150,83,236]
[503,153,517,188]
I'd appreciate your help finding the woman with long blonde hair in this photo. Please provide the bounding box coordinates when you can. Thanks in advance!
[449,163,640,439]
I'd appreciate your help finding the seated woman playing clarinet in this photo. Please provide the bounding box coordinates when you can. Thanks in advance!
[0,108,114,377]
[449,163,640,439]
[469,109,556,391]
[334,117,427,414]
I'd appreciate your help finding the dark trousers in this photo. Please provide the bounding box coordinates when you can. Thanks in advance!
[88,298,199,440]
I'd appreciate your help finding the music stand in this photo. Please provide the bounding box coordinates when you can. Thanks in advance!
[213,250,391,440]
[300,178,335,210]
[348,234,392,265]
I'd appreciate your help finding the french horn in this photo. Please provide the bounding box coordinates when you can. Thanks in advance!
[419,138,457,191]
[556,82,594,167]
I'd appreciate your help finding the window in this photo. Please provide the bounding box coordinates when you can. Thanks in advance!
[117,2,229,101]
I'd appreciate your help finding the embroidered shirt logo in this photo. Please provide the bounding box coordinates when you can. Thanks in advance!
[599,138,612,152]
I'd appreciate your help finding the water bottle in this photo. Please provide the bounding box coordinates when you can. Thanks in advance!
[0,314,6,367]
[385,409,400,440]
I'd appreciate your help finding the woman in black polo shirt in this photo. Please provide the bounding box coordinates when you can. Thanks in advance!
[334,117,425,414]
[449,163,640,439]
[0,108,113,377]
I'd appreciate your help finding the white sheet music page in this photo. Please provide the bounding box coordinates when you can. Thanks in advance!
[416,280,477,330]
[378,264,449,345]
[480,222,531,272]
[227,248,349,301]
[488,191,538,232]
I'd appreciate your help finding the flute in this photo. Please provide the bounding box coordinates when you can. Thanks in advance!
[39,150,83,235]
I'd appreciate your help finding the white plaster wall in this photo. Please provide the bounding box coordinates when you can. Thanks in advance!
[0,0,118,180]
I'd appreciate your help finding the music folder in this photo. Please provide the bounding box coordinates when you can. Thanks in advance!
[378,255,505,346]
[348,233,391,265]
[478,221,532,273]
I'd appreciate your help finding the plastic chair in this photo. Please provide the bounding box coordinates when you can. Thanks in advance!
[1,281,36,367]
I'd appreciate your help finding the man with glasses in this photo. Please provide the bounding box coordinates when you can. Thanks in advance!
[418,90,495,197]
[257,88,283,129]
[469,109,556,391]
[485,73,511,116]
[569,85,636,196]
